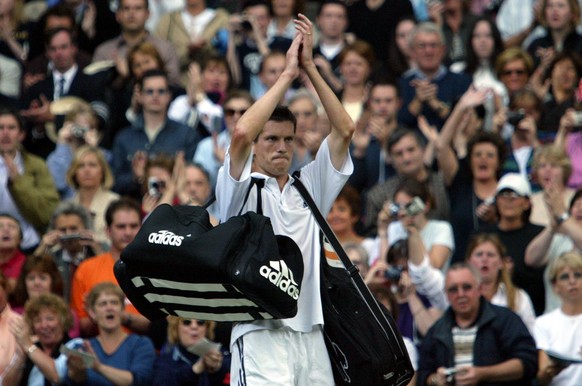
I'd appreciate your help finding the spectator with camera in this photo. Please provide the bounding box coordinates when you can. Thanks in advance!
[377,178,454,272]
[33,202,101,301]
[492,89,541,187]
[226,0,290,92]
[141,153,186,216]
[367,238,443,346]
[418,263,537,386]
[365,128,450,236]
[46,103,111,200]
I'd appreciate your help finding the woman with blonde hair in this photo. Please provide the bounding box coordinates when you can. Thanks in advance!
[65,146,119,246]
[534,251,582,385]
[530,145,575,226]
[466,233,536,332]
[153,316,228,385]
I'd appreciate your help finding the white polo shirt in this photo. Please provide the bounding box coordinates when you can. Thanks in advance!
[216,138,353,345]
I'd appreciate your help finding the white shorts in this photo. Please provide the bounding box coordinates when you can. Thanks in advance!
[230,326,334,386]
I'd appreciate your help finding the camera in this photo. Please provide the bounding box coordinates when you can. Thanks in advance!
[389,197,426,218]
[444,368,459,376]
[71,125,89,139]
[506,110,526,126]
[241,19,253,31]
[384,266,404,281]
[147,177,165,197]
[60,233,82,242]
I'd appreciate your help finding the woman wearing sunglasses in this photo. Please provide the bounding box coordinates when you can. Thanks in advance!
[153,316,229,386]
[64,282,156,385]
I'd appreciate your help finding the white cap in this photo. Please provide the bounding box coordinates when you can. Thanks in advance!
[496,173,532,197]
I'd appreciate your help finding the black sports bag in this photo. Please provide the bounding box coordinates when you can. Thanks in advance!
[293,174,415,386]
[114,204,304,322]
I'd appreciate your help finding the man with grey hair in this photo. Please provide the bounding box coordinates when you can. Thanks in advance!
[34,201,101,301]
[418,262,537,386]
[397,22,471,131]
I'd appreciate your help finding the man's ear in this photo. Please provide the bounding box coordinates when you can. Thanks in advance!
[88,306,96,321]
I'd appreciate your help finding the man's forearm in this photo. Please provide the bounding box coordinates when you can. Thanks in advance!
[478,358,524,382]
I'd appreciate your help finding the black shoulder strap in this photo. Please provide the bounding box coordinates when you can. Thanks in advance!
[291,172,358,278]
[238,177,265,216]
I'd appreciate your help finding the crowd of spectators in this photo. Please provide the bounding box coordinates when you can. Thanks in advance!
[1,0,582,385]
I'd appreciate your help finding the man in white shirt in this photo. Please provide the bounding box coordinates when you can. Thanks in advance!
[216,15,354,385]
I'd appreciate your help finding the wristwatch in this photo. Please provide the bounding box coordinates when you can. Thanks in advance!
[556,212,570,225]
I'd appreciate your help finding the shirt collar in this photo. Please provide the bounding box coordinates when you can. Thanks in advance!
[409,65,447,81]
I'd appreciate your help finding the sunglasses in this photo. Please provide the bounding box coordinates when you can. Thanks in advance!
[143,88,169,96]
[502,69,526,76]
[446,283,474,295]
[224,108,247,117]
[181,319,206,327]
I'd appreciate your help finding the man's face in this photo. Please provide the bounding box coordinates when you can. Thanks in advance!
[410,31,445,74]
[139,76,171,115]
[0,216,21,251]
[116,0,149,33]
[316,4,347,39]
[445,268,481,320]
[389,134,424,177]
[289,97,317,140]
[184,166,211,205]
[47,30,77,73]
[0,114,24,155]
[368,85,400,120]
[244,5,270,37]
[106,209,141,253]
[259,55,286,89]
[201,62,230,92]
[54,213,85,251]
[253,120,295,178]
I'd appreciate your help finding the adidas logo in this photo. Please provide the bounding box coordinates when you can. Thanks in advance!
[259,260,300,300]
[148,230,184,246]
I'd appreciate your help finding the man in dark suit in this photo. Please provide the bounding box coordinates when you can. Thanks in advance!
[20,27,107,158]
